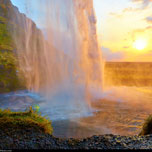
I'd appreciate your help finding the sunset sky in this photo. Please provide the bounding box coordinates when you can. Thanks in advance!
[94,0,152,62]
[11,0,152,62]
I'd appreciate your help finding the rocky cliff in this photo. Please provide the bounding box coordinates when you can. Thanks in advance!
[0,0,42,93]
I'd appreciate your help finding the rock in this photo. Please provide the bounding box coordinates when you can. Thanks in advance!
[1,127,152,149]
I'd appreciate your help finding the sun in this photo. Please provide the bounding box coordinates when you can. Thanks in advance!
[133,39,147,51]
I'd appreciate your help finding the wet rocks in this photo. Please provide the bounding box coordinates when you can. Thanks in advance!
[0,128,152,149]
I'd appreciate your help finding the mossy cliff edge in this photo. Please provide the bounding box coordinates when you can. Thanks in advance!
[0,0,42,93]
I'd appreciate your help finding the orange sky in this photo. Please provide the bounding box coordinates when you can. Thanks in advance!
[94,0,152,62]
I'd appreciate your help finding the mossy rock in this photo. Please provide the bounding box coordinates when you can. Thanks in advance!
[139,115,152,135]
[0,107,53,135]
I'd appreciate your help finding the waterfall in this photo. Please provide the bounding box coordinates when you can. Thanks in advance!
[10,0,103,118]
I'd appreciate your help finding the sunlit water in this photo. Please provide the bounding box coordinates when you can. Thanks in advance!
[0,86,152,138]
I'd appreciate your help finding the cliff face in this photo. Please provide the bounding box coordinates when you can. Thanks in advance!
[0,0,14,51]
[0,0,40,93]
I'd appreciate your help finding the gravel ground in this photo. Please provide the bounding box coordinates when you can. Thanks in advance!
[0,128,152,149]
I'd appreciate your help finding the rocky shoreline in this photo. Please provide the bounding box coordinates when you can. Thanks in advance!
[0,128,152,149]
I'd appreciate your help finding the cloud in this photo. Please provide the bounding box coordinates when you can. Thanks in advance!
[123,46,130,49]
[146,26,152,29]
[131,0,152,9]
[101,47,124,61]
[122,7,140,13]
[109,12,123,18]
[130,26,152,41]
[145,16,152,23]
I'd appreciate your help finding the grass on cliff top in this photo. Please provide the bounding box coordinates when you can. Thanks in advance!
[0,107,53,135]
[139,115,152,136]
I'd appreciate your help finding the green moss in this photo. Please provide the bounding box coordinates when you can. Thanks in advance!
[0,16,7,23]
[0,51,16,67]
[0,23,13,51]
[0,107,53,135]
[139,115,152,135]
[0,50,25,93]
[0,4,13,51]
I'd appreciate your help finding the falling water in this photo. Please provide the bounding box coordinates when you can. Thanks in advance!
[10,0,103,119]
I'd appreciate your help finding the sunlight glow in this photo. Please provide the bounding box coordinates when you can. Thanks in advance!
[133,39,147,51]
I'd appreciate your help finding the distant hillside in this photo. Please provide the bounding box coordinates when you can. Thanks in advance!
[104,62,152,86]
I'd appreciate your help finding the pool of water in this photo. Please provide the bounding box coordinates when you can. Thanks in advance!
[0,86,152,138]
